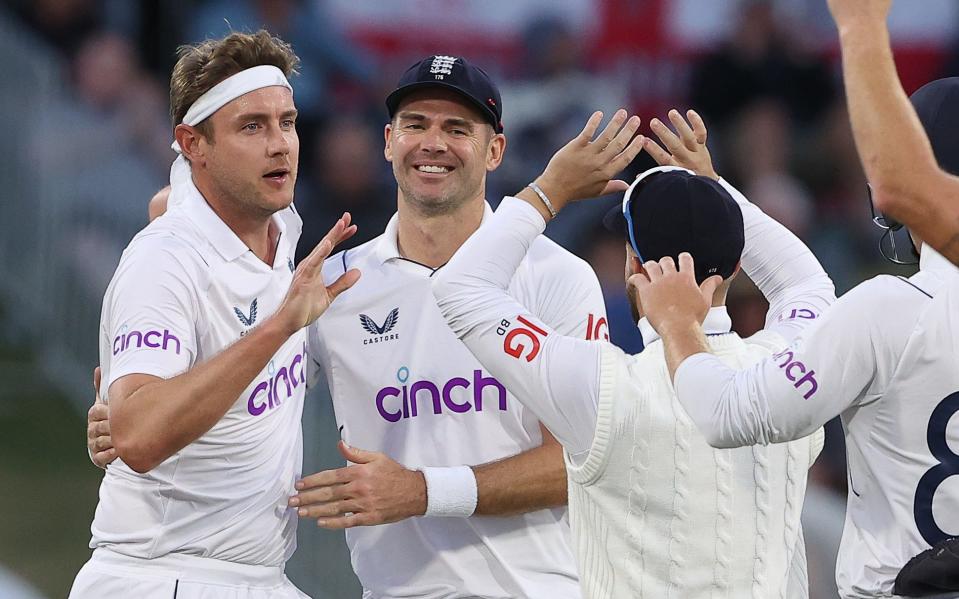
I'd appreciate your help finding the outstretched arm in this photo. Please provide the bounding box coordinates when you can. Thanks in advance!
[830,0,959,265]
[636,254,900,448]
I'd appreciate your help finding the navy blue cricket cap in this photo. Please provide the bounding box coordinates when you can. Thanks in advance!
[603,166,745,284]
[386,55,504,133]
[910,77,959,176]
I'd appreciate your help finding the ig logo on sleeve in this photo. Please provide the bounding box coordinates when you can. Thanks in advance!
[497,315,548,362]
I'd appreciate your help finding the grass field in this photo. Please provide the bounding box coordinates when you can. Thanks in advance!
[0,342,101,598]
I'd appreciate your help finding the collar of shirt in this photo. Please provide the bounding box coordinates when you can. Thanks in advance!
[180,186,289,266]
[920,245,959,276]
[370,201,495,265]
[638,306,733,346]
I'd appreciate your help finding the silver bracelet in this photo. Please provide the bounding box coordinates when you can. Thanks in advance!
[527,182,558,218]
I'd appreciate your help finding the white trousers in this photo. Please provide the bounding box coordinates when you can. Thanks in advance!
[69,548,311,599]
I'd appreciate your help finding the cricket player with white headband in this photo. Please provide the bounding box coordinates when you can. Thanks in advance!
[69,31,360,598]
[431,106,834,598]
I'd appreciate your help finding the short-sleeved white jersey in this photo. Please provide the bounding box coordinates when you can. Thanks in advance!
[308,202,606,599]
[92,188,307,567]
[675,248,959,598]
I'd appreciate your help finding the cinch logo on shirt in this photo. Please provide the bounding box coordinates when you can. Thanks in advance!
[247,343,306,416]
[777,307,818,322]
[772,348,819,400]
[113,328,182,356]
[375,367,507,423]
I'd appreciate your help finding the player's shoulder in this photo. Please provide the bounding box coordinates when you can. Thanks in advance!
[116,214,208,284]
[523,234,599,286]
[838,273,934,316]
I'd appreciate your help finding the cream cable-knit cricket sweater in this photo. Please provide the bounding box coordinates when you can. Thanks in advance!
[566,336,823,599]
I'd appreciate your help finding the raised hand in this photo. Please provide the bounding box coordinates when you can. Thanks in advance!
[289,440,428,529]
[631,253,723,338]
[531,109,645,213]
[645,109,719,181]
[274,213,361,335]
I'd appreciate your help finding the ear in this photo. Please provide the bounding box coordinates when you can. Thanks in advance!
[174,124,205,167]
[486,132,506,172]
[384,123,394,163]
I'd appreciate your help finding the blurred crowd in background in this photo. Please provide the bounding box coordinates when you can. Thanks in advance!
[3,0,959,597]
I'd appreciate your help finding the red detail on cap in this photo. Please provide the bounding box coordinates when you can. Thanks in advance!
[487,98,496,107]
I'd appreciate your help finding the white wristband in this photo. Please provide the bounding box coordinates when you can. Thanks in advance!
[420,465,478,517]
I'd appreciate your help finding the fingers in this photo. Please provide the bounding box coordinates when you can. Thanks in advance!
[92,448,117,468]
[643,260,663,281]
[700,274,724,301]
[600,180,630,196]
[594,110,628,148]
[678,252,695,275]
[296,497,362,520]
[659,255,677,274]
[576,111,604,145]
[605,114,641,155]
[667,109,699,152]
[627,272,650,292]
[338,440,377,465]
[93,366,102,398]
[316,512,373,530]
[89,420,110,438]
[333,212,357,247]
[612,131,646,173]
[642,137,675,167]
[92,435,114,452]
[687,109,708,145]
[326,268,361,302]
[290,483,347,508]
[649,117,686,159]
[296,466,354,491]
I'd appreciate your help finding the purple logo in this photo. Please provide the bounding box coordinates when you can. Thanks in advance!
[375,368,507,423]
[777,308,818,322]
[772,348,819,400]
[247,343,306,416]
[113,328,181,356]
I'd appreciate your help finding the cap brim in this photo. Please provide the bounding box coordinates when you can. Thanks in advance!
[386,81,501,132]
[602,203,626,235]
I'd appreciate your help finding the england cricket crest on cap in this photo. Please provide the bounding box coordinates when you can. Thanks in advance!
[430,55,457,80]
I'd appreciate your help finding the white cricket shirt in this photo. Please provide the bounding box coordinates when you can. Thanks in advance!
[432,183,836,597]
[308,202,605,599]
[675,246,959,599]
[92,184,307,567]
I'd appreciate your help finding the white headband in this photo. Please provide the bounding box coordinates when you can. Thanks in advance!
[171,64,292,152]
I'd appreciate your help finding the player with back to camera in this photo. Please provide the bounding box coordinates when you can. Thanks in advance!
[71,30,361,599]
[430,106,834,598]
